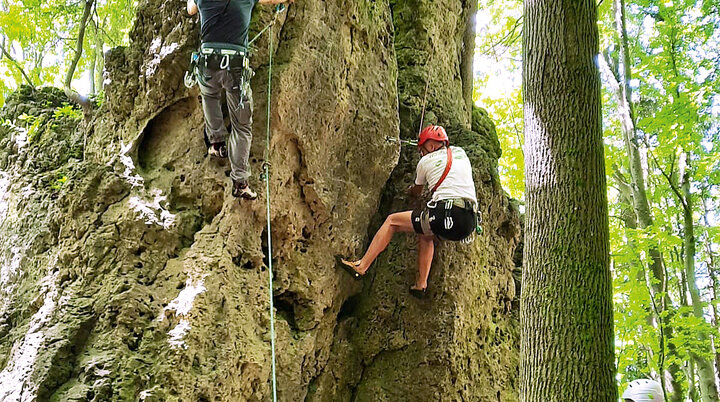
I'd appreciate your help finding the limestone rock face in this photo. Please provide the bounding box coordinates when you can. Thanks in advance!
[0,1,520,401]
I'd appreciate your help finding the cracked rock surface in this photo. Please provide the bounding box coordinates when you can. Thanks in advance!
[0,0,520,401]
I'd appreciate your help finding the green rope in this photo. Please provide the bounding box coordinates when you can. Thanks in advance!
[263,20,278,402]
[257,6,286,399]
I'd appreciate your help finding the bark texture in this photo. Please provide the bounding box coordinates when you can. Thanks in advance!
[521,0,616,399]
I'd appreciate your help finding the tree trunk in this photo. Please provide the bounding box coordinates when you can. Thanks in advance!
[89,46,96,95]
[521,0,616,399]
[460,0,477,113]
[702,198,720,387]
[690,359,701,402]
[64,0,94,113]
[94,34,104,93]
[680,259,702,402]
[681,157,720,402]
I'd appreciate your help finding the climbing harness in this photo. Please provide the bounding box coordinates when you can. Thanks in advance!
[184,52,201,88]
[184,4,286,91]
[432,148,482,242]
[184,42,252,103]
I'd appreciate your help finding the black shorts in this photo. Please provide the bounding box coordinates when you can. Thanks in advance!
[412,200,476,241]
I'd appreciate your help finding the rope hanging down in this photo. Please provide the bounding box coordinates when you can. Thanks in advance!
[260,5,285,402]
[385,48,434,148]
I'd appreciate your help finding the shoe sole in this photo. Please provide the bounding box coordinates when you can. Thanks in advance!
[409,287,427,299]
[335,255,362,280]
[208,145,228,159]
[239,193,257,200]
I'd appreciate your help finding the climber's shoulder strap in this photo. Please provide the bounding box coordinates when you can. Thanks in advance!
[431,147,453,194]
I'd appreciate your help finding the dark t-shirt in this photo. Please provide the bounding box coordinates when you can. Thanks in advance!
[196,0,257,45]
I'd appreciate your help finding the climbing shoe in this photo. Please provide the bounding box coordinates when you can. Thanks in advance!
[409,286,427,299]
[335,255,362,280]
[232,180,258,200]
[208,142,228,159]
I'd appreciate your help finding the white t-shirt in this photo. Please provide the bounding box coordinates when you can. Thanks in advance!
[415,146,477,203]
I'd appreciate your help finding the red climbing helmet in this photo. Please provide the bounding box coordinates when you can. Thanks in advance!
[417,125,449,147]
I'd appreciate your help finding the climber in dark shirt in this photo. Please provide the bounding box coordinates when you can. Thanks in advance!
[187,0,294,200]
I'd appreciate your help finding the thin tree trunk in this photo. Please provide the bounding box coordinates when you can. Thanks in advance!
[678,154,719,401]
[64,0,95,113]
[702,198,720,387]
[690,357,701,401]
[89,47,96,95]
[679,257,701,402]
[94,22,104,93]
[521,0,616,399]
[460,0,477,113]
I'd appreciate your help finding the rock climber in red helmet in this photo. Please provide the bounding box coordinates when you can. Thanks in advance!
[338,125,478,298]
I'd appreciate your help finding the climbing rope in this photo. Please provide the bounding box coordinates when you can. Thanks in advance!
[260,6,285,402]
[248,4,285,47]
[385,48,433,148]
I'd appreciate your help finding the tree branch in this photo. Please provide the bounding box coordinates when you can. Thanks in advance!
[0,40,35,87]
[641,136,689,212]
[599,50,621,95]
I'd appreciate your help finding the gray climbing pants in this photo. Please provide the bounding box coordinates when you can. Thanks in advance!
[198,66,253,183]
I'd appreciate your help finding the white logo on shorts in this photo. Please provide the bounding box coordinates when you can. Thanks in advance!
[444,217,454,230]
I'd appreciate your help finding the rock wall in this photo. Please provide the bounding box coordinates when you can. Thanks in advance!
[0,0,520,401]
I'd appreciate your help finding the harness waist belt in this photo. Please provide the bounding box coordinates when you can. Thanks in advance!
[200,42,248,56]
[434,198,477,211]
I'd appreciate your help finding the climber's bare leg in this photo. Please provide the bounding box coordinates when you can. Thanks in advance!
[413,235,435,290]
[352,211,414,274]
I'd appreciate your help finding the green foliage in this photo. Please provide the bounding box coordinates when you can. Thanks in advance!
[18,112,43,143]
[598,0,720,393]
[53,103,82,120]
[474,0,524,200]
[51,173,67,190]
[0,0,136,100]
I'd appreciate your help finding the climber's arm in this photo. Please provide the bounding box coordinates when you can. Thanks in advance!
[187,0,198,15]
[408,158,428,198]
[407,184,423,198]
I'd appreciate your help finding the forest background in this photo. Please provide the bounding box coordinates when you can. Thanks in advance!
[0,0,719,399]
